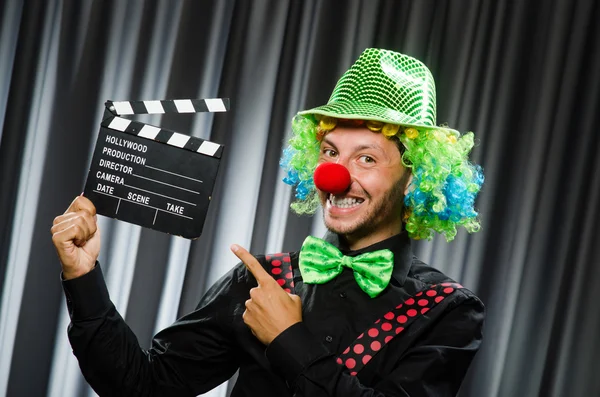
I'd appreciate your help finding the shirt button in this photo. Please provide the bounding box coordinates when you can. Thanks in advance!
[325,335,333,343]
[339,292,347,298]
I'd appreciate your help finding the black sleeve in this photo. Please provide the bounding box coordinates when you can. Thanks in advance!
[63,263,240,397]
[265,292,485,396]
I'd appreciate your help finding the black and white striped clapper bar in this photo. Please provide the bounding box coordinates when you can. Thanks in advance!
[83,99,229,239]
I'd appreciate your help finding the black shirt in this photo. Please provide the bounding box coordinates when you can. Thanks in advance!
[62,232,485,396]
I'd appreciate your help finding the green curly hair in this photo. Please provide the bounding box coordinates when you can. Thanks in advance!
[280,114,484,241]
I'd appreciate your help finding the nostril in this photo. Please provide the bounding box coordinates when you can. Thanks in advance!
[314,163,351,194]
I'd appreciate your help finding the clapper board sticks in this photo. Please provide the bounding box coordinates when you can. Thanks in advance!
[83,99,229,239]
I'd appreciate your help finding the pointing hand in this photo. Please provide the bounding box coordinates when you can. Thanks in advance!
[230,244,302,345]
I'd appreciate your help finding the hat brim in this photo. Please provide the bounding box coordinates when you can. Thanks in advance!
[298,102,459,136]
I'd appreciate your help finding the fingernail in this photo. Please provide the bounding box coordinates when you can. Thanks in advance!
[80,192,84,196]
[230,244,239,252]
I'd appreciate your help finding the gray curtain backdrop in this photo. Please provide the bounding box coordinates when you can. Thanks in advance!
[1,0,599,396]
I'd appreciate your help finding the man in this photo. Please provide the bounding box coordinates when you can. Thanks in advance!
[51,48,485,396]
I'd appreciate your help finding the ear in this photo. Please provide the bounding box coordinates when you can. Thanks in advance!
[403,173,413,196]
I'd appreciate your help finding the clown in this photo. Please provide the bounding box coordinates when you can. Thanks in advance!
[53,48,485,396]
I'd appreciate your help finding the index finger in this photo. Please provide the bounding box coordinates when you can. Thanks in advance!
[230,244,273,285]
[65,195,96,217]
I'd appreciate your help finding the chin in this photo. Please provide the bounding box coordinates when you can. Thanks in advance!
[323,215,365,236]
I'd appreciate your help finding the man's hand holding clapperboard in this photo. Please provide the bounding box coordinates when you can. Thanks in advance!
[51,97,303,342]
[82,98,228,239]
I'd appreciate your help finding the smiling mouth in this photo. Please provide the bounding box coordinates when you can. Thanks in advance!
[328,194,365,209]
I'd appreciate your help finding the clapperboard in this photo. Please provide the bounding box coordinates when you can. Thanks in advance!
[83,99,229,239]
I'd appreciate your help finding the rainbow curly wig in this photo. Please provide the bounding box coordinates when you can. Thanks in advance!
[279,115,484,241]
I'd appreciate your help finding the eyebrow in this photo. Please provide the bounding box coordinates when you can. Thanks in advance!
[322,137,384,153]
[354,144,383,152]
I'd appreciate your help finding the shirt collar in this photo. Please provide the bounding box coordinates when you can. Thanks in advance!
[322,230,413,286]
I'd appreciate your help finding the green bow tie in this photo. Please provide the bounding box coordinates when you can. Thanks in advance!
[298,236,394,298]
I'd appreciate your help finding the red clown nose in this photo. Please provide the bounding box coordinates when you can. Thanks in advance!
[313,163,351,194]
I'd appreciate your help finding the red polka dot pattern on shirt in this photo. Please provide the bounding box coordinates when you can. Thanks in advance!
[345,358,356,369]
[265,253,294,293]
[335,282,463,376]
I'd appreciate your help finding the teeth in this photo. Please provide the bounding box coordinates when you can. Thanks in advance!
[330,195,363,208]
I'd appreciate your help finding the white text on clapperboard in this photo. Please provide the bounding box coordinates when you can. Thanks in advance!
[94,134,193,216]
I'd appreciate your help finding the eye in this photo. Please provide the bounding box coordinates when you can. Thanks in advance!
[322,148,338,158]
[359,155,375,164]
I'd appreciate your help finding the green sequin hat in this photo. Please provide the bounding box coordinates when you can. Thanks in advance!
[298,48,458,135]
